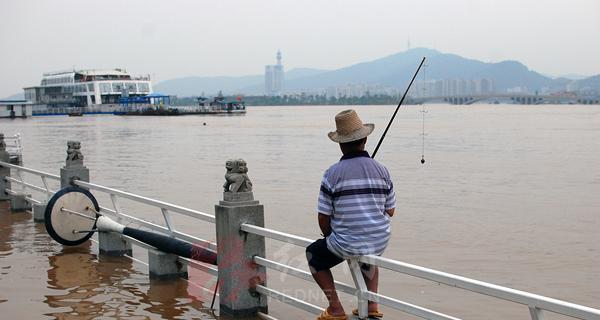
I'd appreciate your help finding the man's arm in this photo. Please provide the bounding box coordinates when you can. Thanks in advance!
[318,213,332,237]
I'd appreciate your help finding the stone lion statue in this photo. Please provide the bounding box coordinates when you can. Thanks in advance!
[223,159,253,193]
[66,141,84,163]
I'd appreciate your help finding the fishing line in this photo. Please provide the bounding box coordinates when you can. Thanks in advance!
[420,65,426,164]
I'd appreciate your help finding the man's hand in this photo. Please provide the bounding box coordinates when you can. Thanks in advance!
[318,213,332,237]
[386,208,395,217]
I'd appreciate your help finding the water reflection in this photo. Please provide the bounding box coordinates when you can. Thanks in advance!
[44,243,214,319]
[141,278,207,319]
[0,202,31,260]
[45,244,104,319]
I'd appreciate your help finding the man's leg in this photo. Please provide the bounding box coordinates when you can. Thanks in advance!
[311,269,345,316]
[361,264,379,312]
[307,239,346,316]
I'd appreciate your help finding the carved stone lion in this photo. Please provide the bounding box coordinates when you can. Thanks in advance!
[223,159,253,193]
[66,141,84,163]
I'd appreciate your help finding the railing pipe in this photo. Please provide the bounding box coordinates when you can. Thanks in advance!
[240,223,312,247]
[0,161,60,180]
[255,285,323,315]
[253,256,357,296]
[244,223,600,320]
[15,169,25,193]
[161,208,175,236]
[74,180,215,224]
[109,193,122,222]
[363,291,462,320]
[4,177,55,194]
[40,176,51,200]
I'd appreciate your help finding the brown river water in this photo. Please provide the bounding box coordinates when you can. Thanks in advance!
[0,105,599,319]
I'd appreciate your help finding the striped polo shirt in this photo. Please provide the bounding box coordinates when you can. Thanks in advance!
[318,151,396,258]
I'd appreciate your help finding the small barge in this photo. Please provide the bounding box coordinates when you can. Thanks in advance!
[114,94,246,116]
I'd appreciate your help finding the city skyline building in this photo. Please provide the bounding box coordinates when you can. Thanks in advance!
[265,50,284,96]
[414,78,496,97]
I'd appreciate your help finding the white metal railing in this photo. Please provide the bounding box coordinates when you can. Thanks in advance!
[0,160,218,269]
[2,160,600,320]
[241,223,600,320]
[72,179,217,251]
[1,161,58,202]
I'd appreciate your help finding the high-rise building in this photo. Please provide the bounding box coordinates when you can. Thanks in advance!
[265,50,284,96]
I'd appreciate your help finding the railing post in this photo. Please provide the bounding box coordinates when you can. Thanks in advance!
[348,259,369,319]
[58,141,90,222]
[147,207,187,279]
[215,159,267,317]
[0,133,11,201]
[148,249,188,280]
[10,168,31,212]
[60,140,89,189]
[3,133,31,212]
[529,306,544,320]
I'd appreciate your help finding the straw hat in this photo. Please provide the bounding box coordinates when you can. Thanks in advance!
[328,109,375,143]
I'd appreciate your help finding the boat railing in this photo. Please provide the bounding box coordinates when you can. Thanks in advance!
[1,157,599,320]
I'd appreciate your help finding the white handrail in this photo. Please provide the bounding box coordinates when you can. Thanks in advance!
[73,180,215,224]
[0,161,60,180]
[358,255,600,320]
[240,223,312,247]
[242,224,600,320]
[256,285,323,315]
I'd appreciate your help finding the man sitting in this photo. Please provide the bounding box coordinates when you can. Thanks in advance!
[306,109,396,320]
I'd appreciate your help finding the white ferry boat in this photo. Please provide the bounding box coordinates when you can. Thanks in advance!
[23,69,152,115]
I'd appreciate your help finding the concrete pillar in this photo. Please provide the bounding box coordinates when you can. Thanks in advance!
[10,194,31,212]
[216,184,267,316]
[0,134,10,201]
[148,250,188,280]
[98,232,132,256]
[60,141,89,189]
[33,203,47,222]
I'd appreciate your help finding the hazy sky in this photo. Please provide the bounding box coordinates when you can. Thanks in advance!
[1,0,599,97]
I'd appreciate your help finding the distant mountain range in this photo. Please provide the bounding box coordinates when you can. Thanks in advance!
[3,48,597,100]
[154,68,327,97]
[154,48,599,97]
[2,93,25,100]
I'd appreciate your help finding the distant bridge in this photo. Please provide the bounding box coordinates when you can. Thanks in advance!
[412,94,600,105]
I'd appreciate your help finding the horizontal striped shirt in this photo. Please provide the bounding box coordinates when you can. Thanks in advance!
[318,151,396,258]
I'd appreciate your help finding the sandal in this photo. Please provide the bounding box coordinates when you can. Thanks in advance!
[352,308,384,318]
[317,309,348,320]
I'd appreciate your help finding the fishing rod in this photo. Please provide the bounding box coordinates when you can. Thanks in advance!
[372,56,426,160]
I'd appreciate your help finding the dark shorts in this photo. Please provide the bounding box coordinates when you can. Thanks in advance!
[306,238,344,272]
[306,238,373,273]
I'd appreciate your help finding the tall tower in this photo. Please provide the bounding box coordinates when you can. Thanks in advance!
[265,50,285,96]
